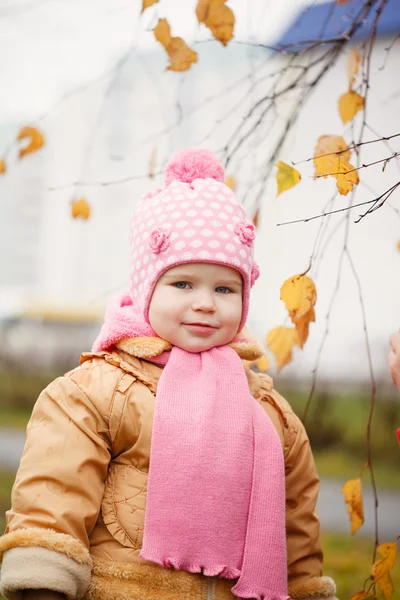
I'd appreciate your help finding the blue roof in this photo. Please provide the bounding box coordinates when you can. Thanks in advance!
[275,0,400,51]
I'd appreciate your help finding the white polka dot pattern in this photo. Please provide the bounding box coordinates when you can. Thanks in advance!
[129,177,258,325]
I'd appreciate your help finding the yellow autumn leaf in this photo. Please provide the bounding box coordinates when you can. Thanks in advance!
[71,198,91,220]
[397,241,400,252]
[196,0,235,46]
[314,135,359,195]
[266,327,299,372]
[280,274,317,321]
[17,126,45,159]
[378,572,394,600]
[0,158,5,174]
[141,0,158,11]
[348,49,361,89]
[372,542,397,583]
[154,19,198,72]
[338,91,365,124]
[349,592,373,600]
[275,161,301,196]
[342,478,364,535]
[293,307,315,349]
[255,355,270,372]
[224,175,236,190]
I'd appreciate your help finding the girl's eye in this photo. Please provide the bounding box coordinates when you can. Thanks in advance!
[215,286,231,294]
[173,281,190,289]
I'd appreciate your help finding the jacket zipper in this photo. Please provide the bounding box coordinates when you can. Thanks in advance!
[206,577,216,600]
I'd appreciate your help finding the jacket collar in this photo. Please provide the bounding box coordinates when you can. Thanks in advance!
[114,327,264,362]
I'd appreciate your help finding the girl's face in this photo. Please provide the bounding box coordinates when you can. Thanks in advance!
[148,262,243,352]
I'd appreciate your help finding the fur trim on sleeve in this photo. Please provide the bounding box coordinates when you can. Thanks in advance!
[0,528,92,565]
[289,576,337,599]
[0,547,91,600]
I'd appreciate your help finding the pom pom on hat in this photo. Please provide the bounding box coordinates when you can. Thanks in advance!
[165,148,224,186]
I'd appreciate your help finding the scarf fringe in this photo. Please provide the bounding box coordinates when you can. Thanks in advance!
[141,553,241,579]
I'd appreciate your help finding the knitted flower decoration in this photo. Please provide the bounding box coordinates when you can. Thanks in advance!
[234,221,256,247]
[149,228,171,254]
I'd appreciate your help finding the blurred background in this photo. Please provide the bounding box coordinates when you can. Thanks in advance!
[0,0,400,596]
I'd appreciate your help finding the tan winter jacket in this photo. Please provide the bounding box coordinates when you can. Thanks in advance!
[0,334,336,600]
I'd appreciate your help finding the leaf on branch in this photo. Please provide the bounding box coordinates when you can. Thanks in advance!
[314,135,359,196]
[294,307,315,349]
[17,126,45,159]
[372,542,397,584]
[280,274,317,321]
[255,355,270,372]
[142,0,158,11]
[196,0,235,46]
[377,573,394,600]
[0,159,5,174]
[349,592,374,600]
[224,175,236,190]
[275,161,301,196]
[266,327,299,372]
[71,197,91,220]
[342,478,364,535]
[338,91,365,124]
[348,48,361,89]
[153,19,198,72]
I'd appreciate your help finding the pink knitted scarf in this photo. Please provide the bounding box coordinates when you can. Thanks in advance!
[93,294,289,600]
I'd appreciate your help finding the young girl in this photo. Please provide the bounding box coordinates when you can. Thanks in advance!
[0,149,338,600]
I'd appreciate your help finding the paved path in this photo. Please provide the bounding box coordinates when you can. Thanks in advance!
[1,427,399,539]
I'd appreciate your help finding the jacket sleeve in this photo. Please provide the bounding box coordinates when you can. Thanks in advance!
[284,409,337,600]
[0,369,112,600]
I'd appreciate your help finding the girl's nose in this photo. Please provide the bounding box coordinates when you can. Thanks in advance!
[192,292,216,313]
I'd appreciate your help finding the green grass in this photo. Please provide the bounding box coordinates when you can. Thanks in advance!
[322,531,400,599]
[0,403,32,429]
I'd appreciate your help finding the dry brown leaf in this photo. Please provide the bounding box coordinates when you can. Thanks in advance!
[281,274,317,321]
[337,0,351,3]
[153,19,198,72]
[338,91,365,124]
[348,49,361,89]
[293,307,315,349]
[196,0,235,46]
[71,198,91,220]
[314,135,359,195]
[0,159,5,174]
[266,327,299,372]
[142,0,158,11]
[275,161,301,196]
[224,175,236,190]
[342,478,364,535]
[17,126,45,159]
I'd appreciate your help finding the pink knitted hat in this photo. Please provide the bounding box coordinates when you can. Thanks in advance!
[129,148,260,330]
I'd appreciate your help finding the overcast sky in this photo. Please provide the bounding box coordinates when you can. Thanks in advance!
[0,0,311,122]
